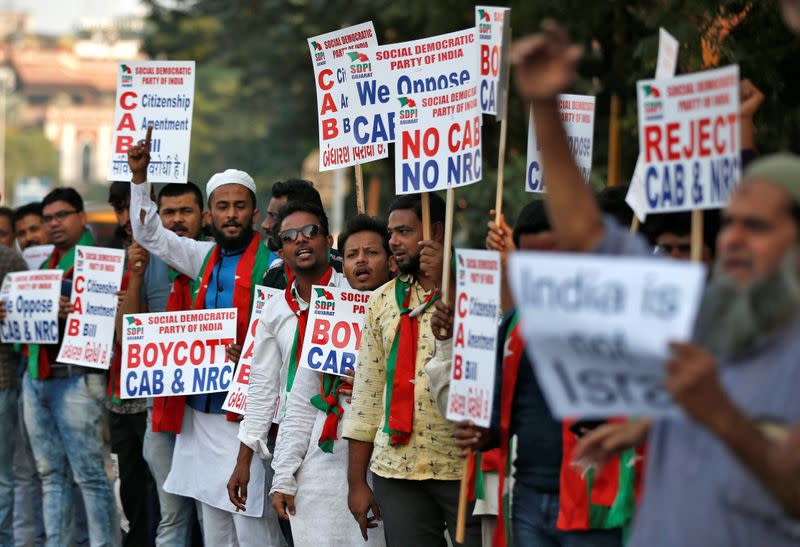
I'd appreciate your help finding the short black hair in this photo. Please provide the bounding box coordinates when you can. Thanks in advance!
[338,214,390,256]
[0,207,13,226]
[387,193,446,224]
[596,185,633,226]
[158,182,204,211]
[271,179,323,209]
[13,202,42,225]
[42,188,84,213]
[513,200,551,247]
[273,201,330,246]
[642,209,721,253]
[108,181,130,210]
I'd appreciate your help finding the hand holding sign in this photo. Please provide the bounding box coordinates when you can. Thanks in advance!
[128,125,152,184]
[430,299,454,341]
[127,241,149,276]
[510,21,583,102]
[574,420,652,469]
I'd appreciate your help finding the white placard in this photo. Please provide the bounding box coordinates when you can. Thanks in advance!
[299,285,370,376]
[526,94,595,192]
[222,286,282,414]
[626,28,680,222]
[0,270,62,344]
[56,246,125,370]
[475,6,511,119]
[108,60,195,183]
[347,28,482,194]
[446,249,501,428]
[508,252,705,418]
[635,64,740,214]
[121,308,237,398]
[308,22,387,171]
[22,245,55,270]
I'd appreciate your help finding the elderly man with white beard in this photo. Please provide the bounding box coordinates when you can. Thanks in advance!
[509,22,800,547]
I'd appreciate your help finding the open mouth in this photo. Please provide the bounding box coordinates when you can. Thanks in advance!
[296,247,313,258]
[354,266,371,282]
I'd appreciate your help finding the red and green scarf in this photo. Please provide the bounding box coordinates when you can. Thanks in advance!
[28,230,95,379]
[284,267,334,394]
[310,373,347,453]
[151,233,270,433]
[382,276,438,446]
[557,418,637,531]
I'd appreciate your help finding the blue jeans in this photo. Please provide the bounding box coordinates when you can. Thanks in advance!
[23,373,118,547]
[142,410,194,547]
[513,485,622,547]
[0,388,17,547]
[13,386,45,547]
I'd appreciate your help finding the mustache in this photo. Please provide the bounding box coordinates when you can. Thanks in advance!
[222,221,242,228]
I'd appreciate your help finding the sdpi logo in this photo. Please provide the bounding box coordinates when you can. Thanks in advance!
[398,96,418,126]
[314,288,336,315]
[642,84,664,121]
[478,9,492,36]
[120,64,133,87]
[311,41,326,65]
[348,51,372,80]
[125,316,144,338]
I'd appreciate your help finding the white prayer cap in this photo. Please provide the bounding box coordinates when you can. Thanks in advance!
[206,169,256,197]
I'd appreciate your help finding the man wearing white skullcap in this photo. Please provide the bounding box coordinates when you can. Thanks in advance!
[127,129,284,546]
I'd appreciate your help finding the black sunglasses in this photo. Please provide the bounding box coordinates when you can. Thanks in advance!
[279,224,321,243]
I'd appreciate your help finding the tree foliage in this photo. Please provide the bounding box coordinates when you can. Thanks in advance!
[142,0,800,244]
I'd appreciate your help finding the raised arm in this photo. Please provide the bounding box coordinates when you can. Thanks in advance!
[127,127,212,278]
[511,23,605,252]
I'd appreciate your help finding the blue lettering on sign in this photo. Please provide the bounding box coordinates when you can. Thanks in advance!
[353,113,395,144]
[480,80,496,113]
[645,164,688,210]
[710,155,739,203]
[527,161,546,192]
[447,149,482,185]
[191,365,233,393]
[356,80,391,106]
[402,160,439,193]
[33,320,57,342]
[307,346,356,375]
[125,369,165,398]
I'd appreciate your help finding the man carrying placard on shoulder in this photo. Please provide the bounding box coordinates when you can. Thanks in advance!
[268,214,392,546]
[127,130,284,546]
[20,188,118,546]
[229,201,347,524]
[511,22,800,546]
[342,194,482,546]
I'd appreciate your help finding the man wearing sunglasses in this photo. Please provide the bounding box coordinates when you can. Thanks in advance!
[229,201,349,536]
[127,128,284,546]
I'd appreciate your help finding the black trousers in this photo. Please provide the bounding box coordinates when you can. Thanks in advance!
[110,411,158,547]
[373,475,482,547]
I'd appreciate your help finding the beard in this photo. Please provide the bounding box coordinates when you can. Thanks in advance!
[396,252,421,276]
[209,222,254,251]
[694,250,800,359]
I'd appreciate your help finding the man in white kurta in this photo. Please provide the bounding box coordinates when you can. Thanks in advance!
[230,201,347,543]
[127,136,283,547]
[268,215,393,546]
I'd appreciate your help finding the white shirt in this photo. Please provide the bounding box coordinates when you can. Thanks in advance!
[238,271,349,458]
[129,181,214,279]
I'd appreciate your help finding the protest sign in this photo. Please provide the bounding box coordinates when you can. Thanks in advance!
[22,245,54,270]
[627,28,680,222]
[121,308,237,398]
[526,94,595,192]
[108,60,195,183]
[446,249,501,428]
[222,286,282,414]
[636,64,740,214]
[299,285,369,377]
[475,6,511,119]
[348,28,482,194]
[308,22,387,171]
[0,270,62,344]
[56,246,125,370]
[508,252,705,418]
